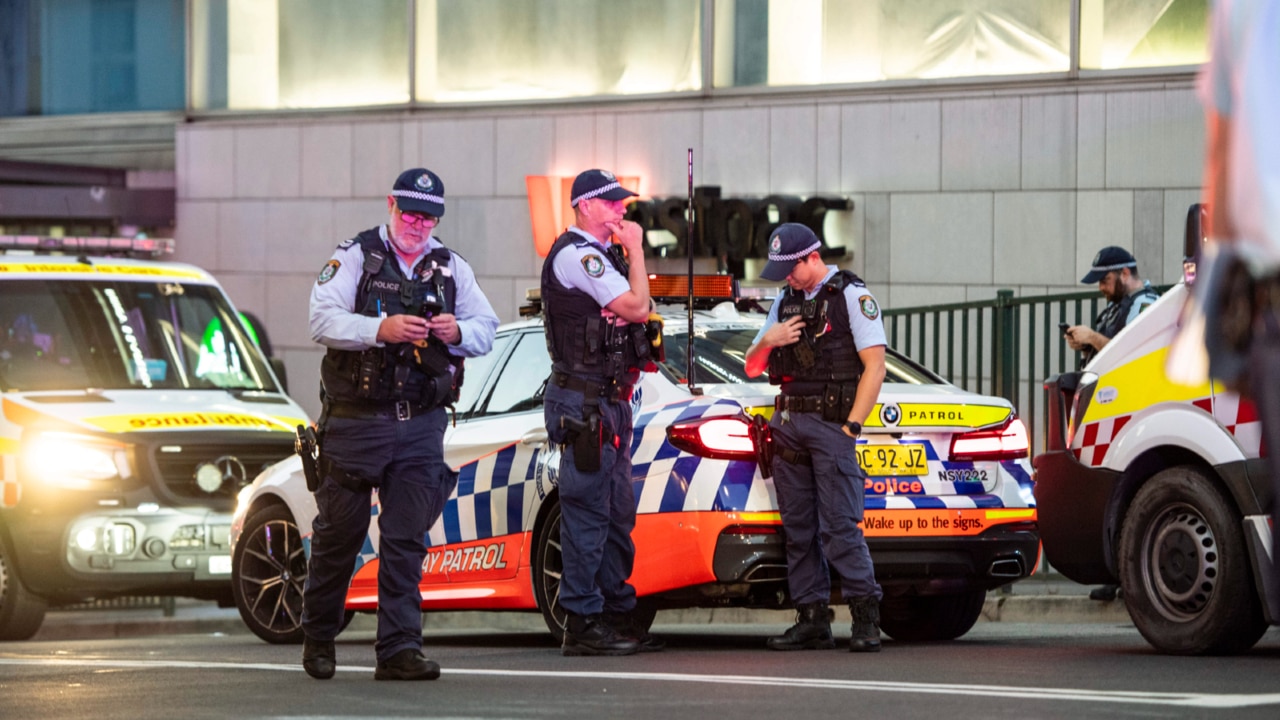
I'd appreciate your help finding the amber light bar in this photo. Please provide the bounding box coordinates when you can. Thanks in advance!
[647,273,736,301]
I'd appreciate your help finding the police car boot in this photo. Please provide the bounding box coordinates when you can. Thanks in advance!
[766,602,836,651]
[603,611,666,652]
[302,636,336,680]
[848,597,882,653]
[562,613,640,656]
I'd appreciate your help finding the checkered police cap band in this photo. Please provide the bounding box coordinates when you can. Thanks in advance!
[1090,261,1137,273]
[392,189,444,206]
[769,241,822,263]
[571,181,623,208]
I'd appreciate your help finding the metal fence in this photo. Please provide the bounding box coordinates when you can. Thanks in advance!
[883,286,1173,454]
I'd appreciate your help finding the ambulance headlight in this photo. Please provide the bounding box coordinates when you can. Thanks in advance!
[23,432,132,489]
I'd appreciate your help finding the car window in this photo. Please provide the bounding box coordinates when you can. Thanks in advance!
[477,331,551,416]
[455,332,513,416]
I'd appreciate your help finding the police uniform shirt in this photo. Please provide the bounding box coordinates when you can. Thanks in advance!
[309,224,500,357]
[1123,280,1158,325]
[551,226,632,309]
[753,266,888,352]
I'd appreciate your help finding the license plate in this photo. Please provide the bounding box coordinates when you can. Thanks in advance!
[857,444,928,476]
[209,555,232,575]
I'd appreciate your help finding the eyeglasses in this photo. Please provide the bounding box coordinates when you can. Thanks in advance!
[398,209,437,227]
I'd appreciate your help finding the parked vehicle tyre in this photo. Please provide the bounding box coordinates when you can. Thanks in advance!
[233,503,308,644]
[1118,466,1267,655]
[878,588,986,642]
[531,498,656,642]
[0,533,46,641]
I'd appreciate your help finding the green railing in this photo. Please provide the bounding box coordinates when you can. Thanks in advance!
[883,285,1173,453]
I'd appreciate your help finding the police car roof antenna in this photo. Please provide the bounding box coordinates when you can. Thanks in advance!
[686,148,702,396]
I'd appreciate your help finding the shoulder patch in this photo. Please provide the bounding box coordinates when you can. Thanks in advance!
[582,254,606,278]
[338,238,356,250]
[858,294,879,320]
[318,259,340,285]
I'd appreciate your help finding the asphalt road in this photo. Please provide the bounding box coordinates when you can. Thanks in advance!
[3,621,1279,720]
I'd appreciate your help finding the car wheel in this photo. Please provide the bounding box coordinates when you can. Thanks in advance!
[1118,466,1267,655]
[878,588,986,642]
[0,534,46,641]
[232,503,307,644]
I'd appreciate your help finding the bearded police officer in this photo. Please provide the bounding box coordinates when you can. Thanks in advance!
[540,169,661,656]
[744,223,887,653]
[1064,246,1159,365]
[302,168,499,680]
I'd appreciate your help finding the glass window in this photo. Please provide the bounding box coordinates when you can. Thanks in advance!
[713,0,1072,87]
[478,332,552,417]
[191,0,410,111]
[1079,0,1208,70]
[418,0,701,102]
[454,332,512,417]
[0,0,185,117]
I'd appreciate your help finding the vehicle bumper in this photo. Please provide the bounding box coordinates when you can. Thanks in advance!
[868,521,1041,594]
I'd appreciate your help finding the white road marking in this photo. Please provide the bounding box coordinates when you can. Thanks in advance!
[1,658,1277,709]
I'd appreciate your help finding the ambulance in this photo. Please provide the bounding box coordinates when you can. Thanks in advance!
[1036,205,1278,655]
[0,236,307,640]
[231,275,1038,645]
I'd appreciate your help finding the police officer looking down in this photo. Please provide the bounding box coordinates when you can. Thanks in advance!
[1064,246,1159,365]
[540,169,660,656]
[743,223,888,653]
[301,168,499,680]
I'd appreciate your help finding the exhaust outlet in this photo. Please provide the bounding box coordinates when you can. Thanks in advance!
[989,557,1024,578]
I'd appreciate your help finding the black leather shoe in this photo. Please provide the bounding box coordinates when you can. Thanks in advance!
[767,602,836,651]
[302,637,336,680]
[603,612,665,653]
[562,614,640,656]
[374,648,441,681]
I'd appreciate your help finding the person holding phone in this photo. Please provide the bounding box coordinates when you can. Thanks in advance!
[1063,246,1160,366]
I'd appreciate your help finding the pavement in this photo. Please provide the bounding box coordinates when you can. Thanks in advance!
[27,573,1132,642]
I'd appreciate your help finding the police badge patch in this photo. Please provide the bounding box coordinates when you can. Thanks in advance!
[770,236,782,253]
[318,260,340,284]
[582,254,606,278]
[416,173,434,191]
[859,294,879,319]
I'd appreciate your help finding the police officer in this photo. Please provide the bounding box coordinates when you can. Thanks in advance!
[540,169,660,656]
[301,168,499,680]
[744,223,887,653]
[1065,246,1160,365]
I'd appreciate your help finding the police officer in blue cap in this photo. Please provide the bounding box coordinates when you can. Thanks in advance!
[1064,246,1159,366]
[540,168,661,656]
[744,223,887,653]
[302,167,499,680]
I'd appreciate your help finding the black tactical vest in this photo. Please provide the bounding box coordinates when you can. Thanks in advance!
[540,231,651,385]
[1084,283,1160,364]
[767,269,866,395]
[320,228,462,406]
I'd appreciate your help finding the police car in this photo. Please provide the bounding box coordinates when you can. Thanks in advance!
[0,237,307,640]
[230,275,1038,644]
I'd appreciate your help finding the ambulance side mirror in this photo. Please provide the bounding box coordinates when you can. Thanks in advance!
[1183,202,1208,285]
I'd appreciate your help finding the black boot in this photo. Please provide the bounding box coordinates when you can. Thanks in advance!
[766,602,836,651]
[302,636,336,680]
[562,614,640,656]
[374,648,441,681]
[603,611,665,652]
[848,596,882,653]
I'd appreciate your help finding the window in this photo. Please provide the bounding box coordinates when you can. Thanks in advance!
[477,332,551,417]
[1078,0,1208,70]
[454,332,512,417]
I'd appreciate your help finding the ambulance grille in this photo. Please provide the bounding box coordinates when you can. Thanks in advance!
[151,440,295,501]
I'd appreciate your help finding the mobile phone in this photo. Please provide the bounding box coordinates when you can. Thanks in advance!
[1058,322,1071,334]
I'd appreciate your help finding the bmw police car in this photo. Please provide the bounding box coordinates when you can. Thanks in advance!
[230,275,1038,645]
[0,237,307,641]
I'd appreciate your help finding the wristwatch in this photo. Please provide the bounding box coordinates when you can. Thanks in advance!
[843,421,862,436]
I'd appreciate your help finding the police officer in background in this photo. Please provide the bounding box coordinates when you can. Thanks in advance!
[540,169,660,656]
[744,223,887,653]
[1065,246,1160,365]
[301,168,499,680]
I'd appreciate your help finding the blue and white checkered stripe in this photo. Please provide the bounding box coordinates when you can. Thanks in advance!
[430,442,544,549]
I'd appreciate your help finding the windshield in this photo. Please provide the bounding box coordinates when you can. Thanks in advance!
[658,326,945,386]
[0,279,279,393]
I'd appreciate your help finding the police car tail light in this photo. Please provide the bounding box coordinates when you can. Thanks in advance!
[949,419,1029,462]
[666,416,757,461]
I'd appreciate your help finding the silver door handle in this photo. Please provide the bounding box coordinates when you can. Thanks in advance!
[520,429,548,447]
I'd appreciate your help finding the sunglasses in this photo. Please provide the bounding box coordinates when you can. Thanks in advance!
[398,208,437,227]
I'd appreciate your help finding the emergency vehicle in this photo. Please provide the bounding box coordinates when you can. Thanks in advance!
[1037,206,1278,655]
[231,274,1038,645]
[0,236,307,640]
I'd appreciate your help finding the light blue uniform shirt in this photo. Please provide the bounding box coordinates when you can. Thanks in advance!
[753,267,887,352]
[551,226,631,309]
[309,225,499,358]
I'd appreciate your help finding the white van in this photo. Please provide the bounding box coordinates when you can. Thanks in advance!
[0,237,308,640]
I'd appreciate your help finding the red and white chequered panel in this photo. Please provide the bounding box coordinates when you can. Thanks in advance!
[1073,414,1132,466]
[1208,394,1264,457]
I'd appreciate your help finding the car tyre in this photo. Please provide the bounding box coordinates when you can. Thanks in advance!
[1118,465,1267,655]
[232,503,308,644]
[878,588,985,642]
[0,533,46,641]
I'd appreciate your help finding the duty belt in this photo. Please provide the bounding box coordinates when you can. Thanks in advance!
[327,400,434,422]
[774,394,826,414]
[552,372,633,403]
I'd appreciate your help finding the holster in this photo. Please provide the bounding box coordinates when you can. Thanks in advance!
[295,425,322,493]
[561,401,613,474]
[747,412,774,479]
